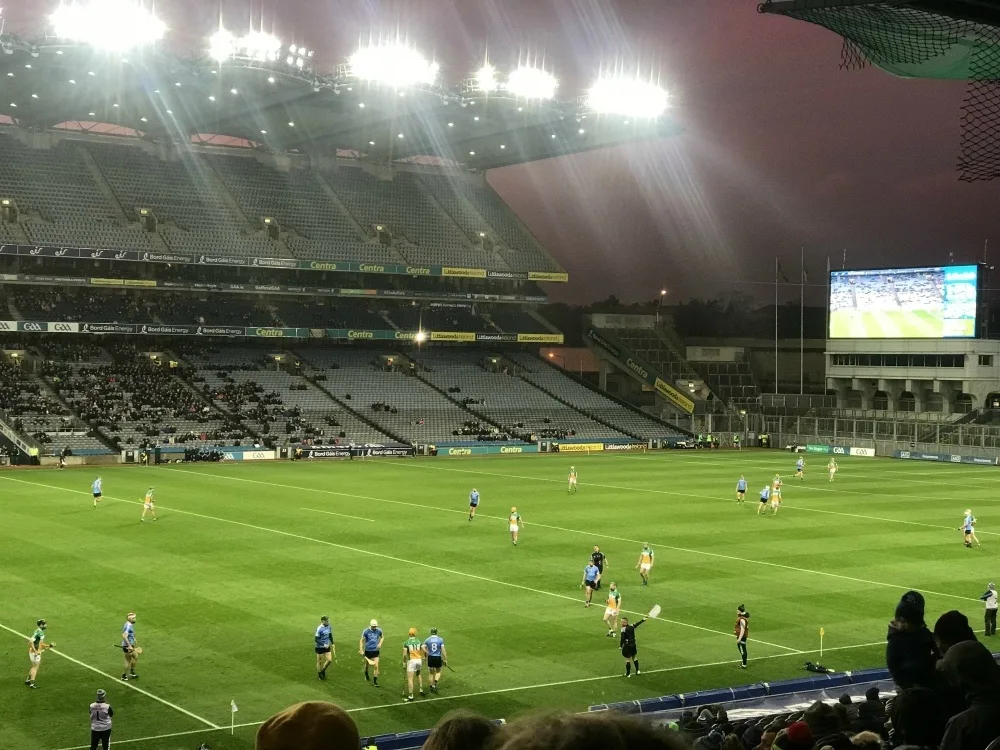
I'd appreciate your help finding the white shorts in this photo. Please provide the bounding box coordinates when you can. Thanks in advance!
[771,499,780,507]
[569,478,577,485]
[640,563,651,572]
[407,659,422,673]
[144,502,153,510]
[29,653,41,665]
[604,608,619,619]
[509,524,519,533]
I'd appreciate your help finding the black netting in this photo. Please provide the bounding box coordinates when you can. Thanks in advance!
[759,1,1000,180]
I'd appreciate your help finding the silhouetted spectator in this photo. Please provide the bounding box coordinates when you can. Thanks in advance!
[890,687,948,750]
[886,590,940,690]
[938,640,1000,750]
[255,701,359,750]
[423,710,499,750]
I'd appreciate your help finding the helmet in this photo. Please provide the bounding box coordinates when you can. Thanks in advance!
[408,627,417,636]
[370,619,378,628]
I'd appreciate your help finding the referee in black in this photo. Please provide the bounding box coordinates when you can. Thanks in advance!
[591,546,607,590]
[619,616,645,676]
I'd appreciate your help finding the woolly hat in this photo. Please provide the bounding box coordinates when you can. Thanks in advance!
[933,610,976,648]
[895,590,926,624]
[773,721,813,750]
[256,701,360,750]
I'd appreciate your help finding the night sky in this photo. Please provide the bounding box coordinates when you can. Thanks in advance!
[4,0,999,304]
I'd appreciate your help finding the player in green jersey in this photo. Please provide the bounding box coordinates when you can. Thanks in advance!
[26,619,54,689]
[402,628,425,701]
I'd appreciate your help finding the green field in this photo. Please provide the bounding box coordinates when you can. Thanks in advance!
[828,308,961,338]
[1,452,996,749]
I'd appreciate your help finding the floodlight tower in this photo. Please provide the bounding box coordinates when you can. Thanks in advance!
[49,0,166,51]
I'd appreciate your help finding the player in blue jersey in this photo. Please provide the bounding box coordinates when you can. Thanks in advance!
[423,628,447,693]
[359,619,383,687]
[314,615,335,680]
[468,488,480,521]
[795,458,805,480]
[736,476,748,504]
[960,510,980,548]
[757,486,770,516]
[581,560,601,607]
[120,612,139,681]
[92,477,103,508]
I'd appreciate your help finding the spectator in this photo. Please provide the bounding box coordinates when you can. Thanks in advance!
[423,710,499,750]
[933,610,978,656]
[255,701,360,750]
[773,721,812,750]
[886,590,940,690]
[854,686,885,733]
[89,689,113,750]
[980,582,997,637]
[487,711,690,750]
[890,687,948,749]
[849,730,881,749]
[938,640,1000,750]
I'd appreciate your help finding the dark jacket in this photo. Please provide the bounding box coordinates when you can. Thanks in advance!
[886,620,940,690]
[939,641,1000,750]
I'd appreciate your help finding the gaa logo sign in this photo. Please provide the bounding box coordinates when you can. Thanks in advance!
[22,322,44,332]
[53,323,74,332]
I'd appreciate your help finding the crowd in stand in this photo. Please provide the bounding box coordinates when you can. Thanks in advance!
[455,420,512,441]
[42,350,246,449]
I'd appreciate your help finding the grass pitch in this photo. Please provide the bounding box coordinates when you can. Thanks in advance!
[1,451,996,749]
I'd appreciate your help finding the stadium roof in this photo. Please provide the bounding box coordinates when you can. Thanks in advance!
[0,34,682,170]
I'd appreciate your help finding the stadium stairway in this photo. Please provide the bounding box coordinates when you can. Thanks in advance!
[518,352,692,439]
[292,354,407,445]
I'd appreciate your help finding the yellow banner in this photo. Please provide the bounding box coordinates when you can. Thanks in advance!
[557,442,605,453]
[90,277,157,288]
[516,333,564,344]
[430,331,476,342]
[653,377,695,414]
[442,267,488,279]
[528,271,569,283]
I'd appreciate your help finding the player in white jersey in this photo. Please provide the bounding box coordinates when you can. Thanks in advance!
[828,459,838,482]
[770,475,782,515]
[140,488,157,522]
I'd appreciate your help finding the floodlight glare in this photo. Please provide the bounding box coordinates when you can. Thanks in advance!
[208,29,237,62]
[50,0,166,52]
[587,75,669,118]
[349,42,439,88]
[474,63,497,92]
[505,66,558,100]
[240,30,282,61]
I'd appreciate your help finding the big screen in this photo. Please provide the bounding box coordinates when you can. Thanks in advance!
[829,265,978,339]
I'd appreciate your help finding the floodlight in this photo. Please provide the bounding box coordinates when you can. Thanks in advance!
[208,29,237,62]
[587,75,669,118]
[50,0,166,52]
[474,63,497,92]
[505,66,557,100]
[349,42,439,87]
[240,30,281,61]
[415,331,427,343]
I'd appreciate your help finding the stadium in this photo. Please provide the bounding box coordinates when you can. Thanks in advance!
[2,2,1000,750]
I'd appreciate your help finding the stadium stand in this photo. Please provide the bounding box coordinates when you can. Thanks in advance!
[11,289,148,323]
[39,342,249,450]
[488,307,552,334]
[296,349,517,444]
[0,135,155,252]
[323,167,473,267]
[507,352,684,439]
[271,300,388,329]
[83,142,277,257]
[697,358,762,412]
[413,350,630,441]
[418,173,562,272]
[185,347,390,445]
